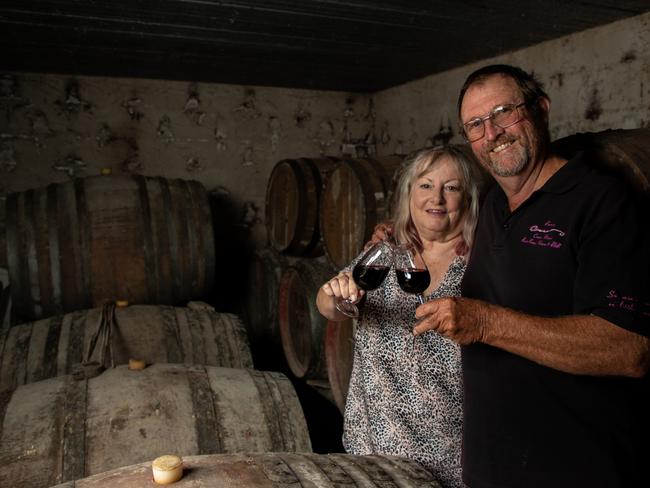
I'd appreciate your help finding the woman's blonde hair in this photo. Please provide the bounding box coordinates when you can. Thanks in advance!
[391,144,481,253]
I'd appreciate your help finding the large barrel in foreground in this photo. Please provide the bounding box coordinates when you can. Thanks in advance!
[0,364,311,488]
[4,175,215,322]
[50,452,441,488]
[0,304,252,391]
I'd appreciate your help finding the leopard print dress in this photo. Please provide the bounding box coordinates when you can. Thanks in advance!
[342,255,465,488]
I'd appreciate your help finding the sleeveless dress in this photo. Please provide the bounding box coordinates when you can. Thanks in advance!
[343,255,465,488]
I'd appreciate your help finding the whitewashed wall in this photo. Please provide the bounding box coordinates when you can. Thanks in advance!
[373,11,650,156]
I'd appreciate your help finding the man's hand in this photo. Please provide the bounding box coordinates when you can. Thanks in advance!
[414,297,488,345]
[365,221,394,250]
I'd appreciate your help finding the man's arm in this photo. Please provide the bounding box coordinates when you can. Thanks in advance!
[415,297,650,377]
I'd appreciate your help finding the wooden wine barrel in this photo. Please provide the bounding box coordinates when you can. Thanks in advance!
[0,304,253,391]
[265,157,338,257]
[279,258,353,383]
[242,247,292,369]
[4,175,215,322]
[0,364,312,488]
[50,452,441,488]
[552,128,650,197]
[319,156,404,269]
[325,320,355,414]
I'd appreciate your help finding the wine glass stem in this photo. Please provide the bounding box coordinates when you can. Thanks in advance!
[412,294,425,362]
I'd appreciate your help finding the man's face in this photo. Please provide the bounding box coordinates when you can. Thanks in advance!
[460,74,548,178]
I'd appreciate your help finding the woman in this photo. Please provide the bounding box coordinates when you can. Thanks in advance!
[316,145,481,488]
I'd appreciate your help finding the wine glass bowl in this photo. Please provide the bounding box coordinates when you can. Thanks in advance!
[395,267,430,296]
[394,245,430,303]
[335,240,394,318]
[352,263,391,291]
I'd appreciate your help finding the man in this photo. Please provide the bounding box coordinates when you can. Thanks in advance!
[414,64,650,487]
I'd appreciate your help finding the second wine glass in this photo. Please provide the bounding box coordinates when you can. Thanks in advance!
[394,244,430,305]
[394,244,431,357]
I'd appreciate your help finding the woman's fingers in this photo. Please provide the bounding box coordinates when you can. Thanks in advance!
[337,272,356,301]
[322,272,362,302]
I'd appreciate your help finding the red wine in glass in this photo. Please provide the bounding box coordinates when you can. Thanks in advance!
[335,240,394,318]
[353,264,391,291]
[395,268,430,296]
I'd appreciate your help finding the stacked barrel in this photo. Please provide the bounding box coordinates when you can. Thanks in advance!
[258,155,405,413]
[0,174,313,488]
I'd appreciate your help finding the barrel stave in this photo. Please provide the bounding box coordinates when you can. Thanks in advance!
[325,320,355,413]
[84,176,148,308]
[0,376,66,488]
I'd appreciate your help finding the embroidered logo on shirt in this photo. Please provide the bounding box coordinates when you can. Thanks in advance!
[520,220,566,249]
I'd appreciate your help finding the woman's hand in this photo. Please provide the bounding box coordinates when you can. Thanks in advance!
[320,271,364,304]
[317,271,364,321]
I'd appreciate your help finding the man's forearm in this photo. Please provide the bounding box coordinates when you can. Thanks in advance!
[478,301,650,377]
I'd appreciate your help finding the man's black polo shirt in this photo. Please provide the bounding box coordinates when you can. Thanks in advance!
[461,153,650,488]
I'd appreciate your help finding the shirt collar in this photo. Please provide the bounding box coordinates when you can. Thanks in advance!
[490,151,587,210]
[536,150,587,195]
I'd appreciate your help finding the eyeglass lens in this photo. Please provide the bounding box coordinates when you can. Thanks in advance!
[464,104,523,142]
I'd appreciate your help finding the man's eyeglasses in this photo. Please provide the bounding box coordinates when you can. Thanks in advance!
[462,102,526,142]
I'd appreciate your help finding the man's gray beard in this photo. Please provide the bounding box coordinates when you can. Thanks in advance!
[488,146,529,177]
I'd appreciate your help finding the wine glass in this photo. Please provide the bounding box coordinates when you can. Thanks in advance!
[335,240,394,318]
[394,244,431,356]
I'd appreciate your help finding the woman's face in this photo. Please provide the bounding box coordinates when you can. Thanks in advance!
[409,155,467,240]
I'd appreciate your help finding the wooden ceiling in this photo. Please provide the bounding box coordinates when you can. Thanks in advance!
[1,0,649,93]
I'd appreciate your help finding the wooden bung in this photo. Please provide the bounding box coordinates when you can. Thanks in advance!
[152,455,183,484]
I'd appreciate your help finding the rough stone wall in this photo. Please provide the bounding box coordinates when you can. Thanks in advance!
[373,11,650,155]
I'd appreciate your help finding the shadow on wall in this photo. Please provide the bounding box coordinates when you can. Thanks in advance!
[209,193,255,314]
